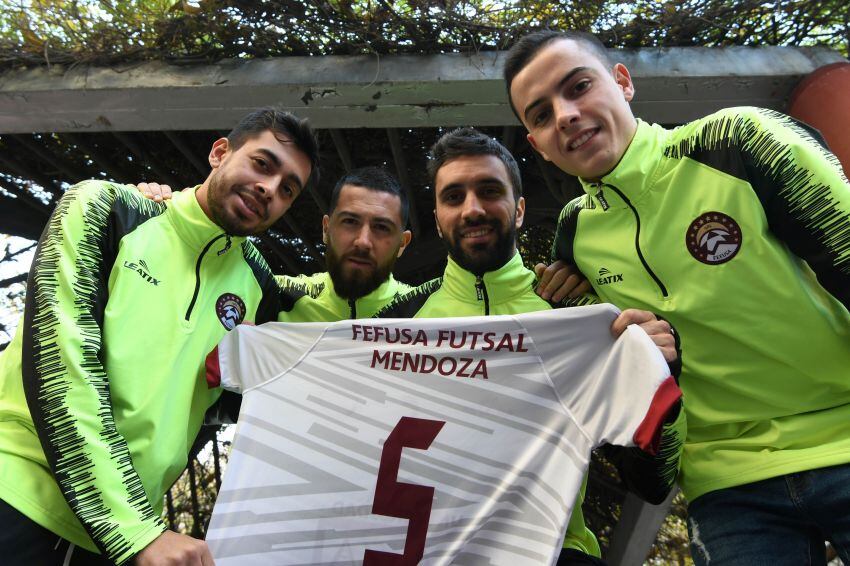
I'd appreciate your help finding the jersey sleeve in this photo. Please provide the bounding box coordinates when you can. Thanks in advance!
[205,322,328,393]
[21,182,166,565]
[520,306,681,450]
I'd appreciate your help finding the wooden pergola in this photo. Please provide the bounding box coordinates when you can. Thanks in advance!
[0,45,846,564]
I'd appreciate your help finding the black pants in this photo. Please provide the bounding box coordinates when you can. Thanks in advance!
[0,497,113,566]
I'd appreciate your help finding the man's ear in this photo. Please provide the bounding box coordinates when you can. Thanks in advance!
[397,230,412,257]
[433,210,443,239]
[209,137,230,168]
[321,215,330,245]
[613,63,635,102]
[526,134,551,162]
[514,196,526,229]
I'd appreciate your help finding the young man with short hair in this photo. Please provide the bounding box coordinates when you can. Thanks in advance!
[0,108,319,566]
[506,30,850,565]
[378,127,685,565]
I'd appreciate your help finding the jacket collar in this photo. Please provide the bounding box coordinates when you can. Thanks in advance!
[167,186,244,254]
[316,271,406,314]
[441,252,536,305]
[578,119,669,207]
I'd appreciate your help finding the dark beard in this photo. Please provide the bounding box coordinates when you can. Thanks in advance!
[444,217,516,276]
[326,245,396,301]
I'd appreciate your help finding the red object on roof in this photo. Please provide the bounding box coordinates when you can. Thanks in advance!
[788,62,850,177]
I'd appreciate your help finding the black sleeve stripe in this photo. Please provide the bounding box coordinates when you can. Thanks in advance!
[22,182,166,562]
[551,195,590,265]
[242,242,306,322]
[374,278,443,318]
[665,108,850,307]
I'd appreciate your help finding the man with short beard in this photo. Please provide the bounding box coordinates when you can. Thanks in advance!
[0,108,319,566]
[376,127,684,566]
[278,166,413,321]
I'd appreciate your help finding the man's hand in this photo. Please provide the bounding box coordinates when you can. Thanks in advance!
[611,309,677,364]
[534,260,591,302]
[136,182,174,202]
[134,531,214,566]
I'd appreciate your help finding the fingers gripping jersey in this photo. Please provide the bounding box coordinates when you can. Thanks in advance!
[205,305,680,565]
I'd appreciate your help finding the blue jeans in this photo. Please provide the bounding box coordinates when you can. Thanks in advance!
[687,463,850,566]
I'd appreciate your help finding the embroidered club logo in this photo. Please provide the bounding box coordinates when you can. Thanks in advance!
[216,293,246,330]
[686,212,742,265]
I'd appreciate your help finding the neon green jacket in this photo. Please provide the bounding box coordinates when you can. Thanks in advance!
[276,271,412,322]
[376,252,685,557]
[552,107,850,501]
[0,182,288,564]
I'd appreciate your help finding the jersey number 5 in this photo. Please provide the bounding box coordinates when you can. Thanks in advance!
[363,416,446,565]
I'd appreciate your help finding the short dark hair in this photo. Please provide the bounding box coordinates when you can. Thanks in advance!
[427,128,522,201]
[227,107,321,190]
[329,166,409,228]
[504,30,612,119]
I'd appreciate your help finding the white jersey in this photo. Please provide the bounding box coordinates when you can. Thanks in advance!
[204,304,679,565]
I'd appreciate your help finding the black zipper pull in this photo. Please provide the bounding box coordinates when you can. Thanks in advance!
[349,299,356,319]
[595,187,610,211]
[217,235,232,256]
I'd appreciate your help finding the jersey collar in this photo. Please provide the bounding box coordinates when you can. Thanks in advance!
[167,186,245,253]
[442,252,536,306]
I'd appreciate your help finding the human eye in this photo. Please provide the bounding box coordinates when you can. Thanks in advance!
[573,78,592,95]
[253,157,269,171]
[532,108,550,127]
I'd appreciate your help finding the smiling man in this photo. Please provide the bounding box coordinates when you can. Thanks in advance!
[377,127,685,565]
[0,108,318,566]
[506,30,850,565]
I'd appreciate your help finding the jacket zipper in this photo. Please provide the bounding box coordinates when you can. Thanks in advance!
[595,184,669,298]
[185,234,229,321]
[349,299,357,319]
[475,276,490,316]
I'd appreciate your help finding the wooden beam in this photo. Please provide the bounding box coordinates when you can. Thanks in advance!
[606,490,677,566]
[0,151,61,197]
[0,47,843,132]
[386,128,421,237]
[328,129,354,172]
[12,135,90,183]
[112,131,186,189]
[61,133,137,183]
[163,131,209,176]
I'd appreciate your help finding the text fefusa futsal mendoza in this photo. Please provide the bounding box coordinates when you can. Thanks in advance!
[353,324,529,380]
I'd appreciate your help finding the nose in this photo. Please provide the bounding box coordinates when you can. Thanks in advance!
[353,224,373,250]
[255,180,273,201]
[554,98,580,131]
[460,193,485,221]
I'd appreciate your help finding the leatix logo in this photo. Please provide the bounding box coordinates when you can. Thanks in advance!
[596,267,624,286]
[123,259,161,286]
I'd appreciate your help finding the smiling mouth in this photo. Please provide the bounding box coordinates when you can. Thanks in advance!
[568,128,599,151]
[461,227,494,239]
[238,192,265,219]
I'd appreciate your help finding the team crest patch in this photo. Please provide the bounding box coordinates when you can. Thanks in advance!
[216,293,246,330]
[686,212,742,265]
